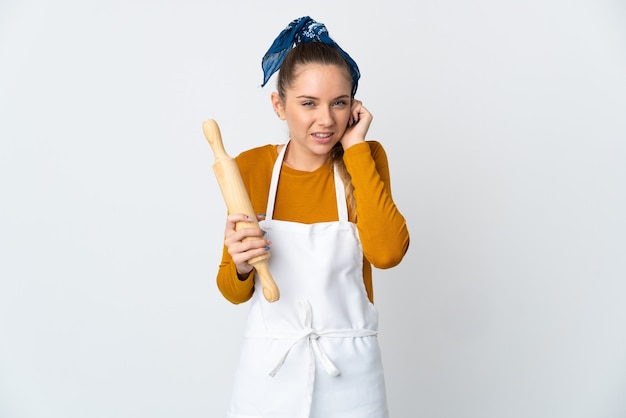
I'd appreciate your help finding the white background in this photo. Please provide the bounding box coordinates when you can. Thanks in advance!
[1,1,625,417]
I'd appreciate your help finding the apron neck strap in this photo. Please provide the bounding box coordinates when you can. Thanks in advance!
[265,141,348,222]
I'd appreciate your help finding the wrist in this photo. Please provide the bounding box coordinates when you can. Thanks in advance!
[237,269,252,281]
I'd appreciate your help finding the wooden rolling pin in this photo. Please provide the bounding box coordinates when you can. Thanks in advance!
[202,119,280,303]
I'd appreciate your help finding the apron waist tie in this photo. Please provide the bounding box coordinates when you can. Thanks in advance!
[246,300,378,418]
[268,327,341,378]
[247,300,378,416]
[256,300,377,376]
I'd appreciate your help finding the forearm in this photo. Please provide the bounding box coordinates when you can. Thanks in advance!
[344,142,410,268]
[216,245,255,304]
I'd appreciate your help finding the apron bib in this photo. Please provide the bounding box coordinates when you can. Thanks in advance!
[227,143,389,418]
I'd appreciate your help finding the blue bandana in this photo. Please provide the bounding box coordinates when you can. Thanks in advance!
[261,16,360,97]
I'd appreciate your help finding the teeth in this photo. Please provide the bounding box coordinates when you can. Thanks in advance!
[314,133,331,138]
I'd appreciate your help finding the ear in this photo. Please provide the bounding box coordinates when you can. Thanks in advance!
[271,92,286,120]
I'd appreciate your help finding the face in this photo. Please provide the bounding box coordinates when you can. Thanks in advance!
[272,63,352,170]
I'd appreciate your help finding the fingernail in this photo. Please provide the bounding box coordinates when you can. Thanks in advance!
[262,230,267,236]
[264,246,271,251]
[244,215,250,220]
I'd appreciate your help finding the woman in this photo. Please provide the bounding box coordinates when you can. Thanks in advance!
[216,16,410,418]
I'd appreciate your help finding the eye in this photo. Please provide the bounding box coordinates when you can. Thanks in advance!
[332,100,348,107]
[301,101,315,107]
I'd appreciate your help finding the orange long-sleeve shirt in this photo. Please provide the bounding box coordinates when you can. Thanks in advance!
[216,141,410,304]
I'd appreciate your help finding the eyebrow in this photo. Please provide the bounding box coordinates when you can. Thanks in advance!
[295,94,351,100]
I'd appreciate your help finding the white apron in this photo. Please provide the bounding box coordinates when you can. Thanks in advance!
[227,143,389,418]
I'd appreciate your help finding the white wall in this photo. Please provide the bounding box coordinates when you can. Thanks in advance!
[1,1,625,417]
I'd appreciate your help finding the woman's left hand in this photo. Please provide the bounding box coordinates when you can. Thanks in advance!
[341,99,372,149]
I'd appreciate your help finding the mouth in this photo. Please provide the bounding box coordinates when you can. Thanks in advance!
[311,132,334,144]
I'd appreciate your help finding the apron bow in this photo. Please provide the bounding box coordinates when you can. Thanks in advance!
[269,301,341,378]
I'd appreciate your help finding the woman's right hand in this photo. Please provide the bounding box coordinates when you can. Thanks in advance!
[223,213,270,276]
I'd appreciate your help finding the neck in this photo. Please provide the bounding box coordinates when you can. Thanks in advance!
[282,142,329,172]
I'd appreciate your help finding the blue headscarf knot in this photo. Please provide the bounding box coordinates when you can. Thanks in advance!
[261,16,360,97]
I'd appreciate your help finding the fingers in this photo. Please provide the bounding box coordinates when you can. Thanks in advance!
[224,213,267,244]
[350,99,361,125]
[350,99,372,126]
[224,213,271,275]
[227,236,271,274]
[342,99,373,148]
[225,213,252,233]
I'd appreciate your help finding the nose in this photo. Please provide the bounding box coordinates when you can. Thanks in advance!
[317,106,334,127]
